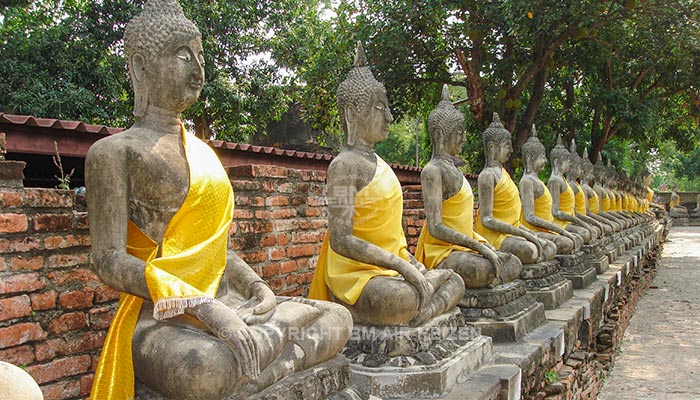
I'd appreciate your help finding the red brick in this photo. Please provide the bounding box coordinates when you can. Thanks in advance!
[9,255,44,271]
[80,374,93,396]
[0,323,46,348]
[48,269,99,286]
[252,165,288,178]
[287,244,315,258]
[72,212,88,229]
[297,259,310,270]
[233,209,254,219]
[299,272,314,284]
[30,290,57,311]
[0,295,31,321]
[235,196,264,207]
[88,307,115,329]
[299,170,327,182]
[34,338,67,362]
[259,234,277,247]
[46,253,89,268]
[289,195,308,206]
[292,232,324,244]
[0,344,35,365]
[269,277,286,291]
[33,213,72,232]
[44,234,90,250]
[22,189,72,208]
[272,208,297,219]
[265,195,289,207]
[48,312,88,334]
[27,355,91,384]
[305,208,324,217]
[0,213,28,233]
[262,263,280,278]
[280,260,298,274]
[0,190,23,207]
[237,221,274,234]
[279,287,306,297]
[231,179,262,191]
[239,250,266,263]
[0,258,5,271]
[94,285,119,303]
[269,248,286,261]
[0,236,41,253]
[40,379,81,400]
[59,287,94,310]
[255,210,272,219]
[35,331,106,362]
[277,234,290,246]
[0,273,45,295]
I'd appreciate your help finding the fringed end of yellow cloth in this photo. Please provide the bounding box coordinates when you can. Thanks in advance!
[152,296,215,320]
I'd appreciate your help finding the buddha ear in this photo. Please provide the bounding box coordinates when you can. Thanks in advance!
[130,53,149,118]
[344,104,358,146]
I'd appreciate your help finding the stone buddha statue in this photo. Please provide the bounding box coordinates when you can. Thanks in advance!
[566,139,606,237]
[580,148,619,233]
[547,136,597,243]
[85,2,352,399]
[592,154,629,228]
[669,186,689,217]
[415,85,521,290]
[474,114,557,264]
[519,125,580,254]
[308,43,464,328]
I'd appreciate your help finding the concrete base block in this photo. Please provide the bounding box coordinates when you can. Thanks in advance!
[466,301,546,343]
[526,279,573,310]
[349,336,493,399]
[562,266,597,289]
[444,364,522,400]
[587,255,609,274]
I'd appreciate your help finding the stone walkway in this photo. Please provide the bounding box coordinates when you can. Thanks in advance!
[599,226,700,400]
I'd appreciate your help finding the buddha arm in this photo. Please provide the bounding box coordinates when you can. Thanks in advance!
[86,140,151,300]
[478,169,538,243]
[548,178,589,227]
[422,167,492,256]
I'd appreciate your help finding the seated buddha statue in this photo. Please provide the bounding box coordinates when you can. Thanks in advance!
[593,154,629,228]
[566,140,606,237]
[415,85,521,289]
[85,2,352,399]
[580,148,618,233]
[474,114,557,264]
[604,162,635,227]
[669,186,689,217]
[308,44,464,327]
[547,136,597,243]
[519,125,581,254]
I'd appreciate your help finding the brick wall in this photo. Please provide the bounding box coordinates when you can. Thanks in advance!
[0,188,119,399]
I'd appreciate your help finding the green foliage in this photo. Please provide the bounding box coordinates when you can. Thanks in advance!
[544,369,559,384]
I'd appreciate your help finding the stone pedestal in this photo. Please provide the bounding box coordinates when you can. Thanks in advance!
[460,281,546,342]
[582,242,609,274]
[555,252,596,289]
[136,355,355,400]
[343,309,493,399]
[519,260,572,310]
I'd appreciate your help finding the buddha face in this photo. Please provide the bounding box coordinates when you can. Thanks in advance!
[643,174,652,186]
[346,89,393,145]
[136,34,205,113]
[444,123,466,157]
[557,156,571,174]
[489,139,512,164]
[532,152,547,173]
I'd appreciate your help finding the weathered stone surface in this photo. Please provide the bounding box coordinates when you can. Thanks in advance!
[0,361,43,400]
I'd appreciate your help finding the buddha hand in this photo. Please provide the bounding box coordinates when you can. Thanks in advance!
[483,247,503,286]
[402,264,434,309]
[237,281,276,325]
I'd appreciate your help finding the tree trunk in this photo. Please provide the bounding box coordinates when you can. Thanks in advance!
[455,48,485,125]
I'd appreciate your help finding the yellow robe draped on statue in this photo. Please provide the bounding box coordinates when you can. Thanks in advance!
[415,177,486,269]
[475,168,521,249]
[553,180,575,228]
[601,192,611,212]
[616,194,623,211]
[520,180,556,233]
[308,156,405,305]
[90,128,234,400]
[589,190,600,214]
[622,194,630,212]
[574,182,587,214]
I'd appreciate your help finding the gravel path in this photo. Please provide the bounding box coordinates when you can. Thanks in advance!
[599,226,700,400]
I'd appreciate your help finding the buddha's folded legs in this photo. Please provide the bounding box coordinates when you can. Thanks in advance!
[439,250,521,289]
[535,231,577,254]
[566,224,591,242]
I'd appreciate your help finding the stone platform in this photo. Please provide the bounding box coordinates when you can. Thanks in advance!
[343,309,493,398]
[460,281,546,342]
[135,354,354,400]
[582,242,609,274]
[555,252,597,289]
[519,260,573,310]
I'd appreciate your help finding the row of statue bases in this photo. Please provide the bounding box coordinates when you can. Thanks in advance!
[1,1,671,399]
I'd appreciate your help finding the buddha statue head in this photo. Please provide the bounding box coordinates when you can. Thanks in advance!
[428,85,464,156]
[337,42,391,147]
[124,0,204,117]
[594,152,608,186]
[482,113,512,165]
[642,170,652,187]
[521,124,546,173]
[550,135,570,174]
[581,148,595,184]
[605,159,618,188]
[568,139,583,180]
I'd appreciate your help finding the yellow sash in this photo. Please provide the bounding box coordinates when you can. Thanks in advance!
[309,156,404,305]
[553,180,575,228]
[91,128,234,399]
[574,182,587,214]
[622,194,630,211]
[520,180,555,233]
[415,177,486,269]
[589,190,600,214]
[616,193,622,211]
[601,193,611,212]
[475,168,521,249]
